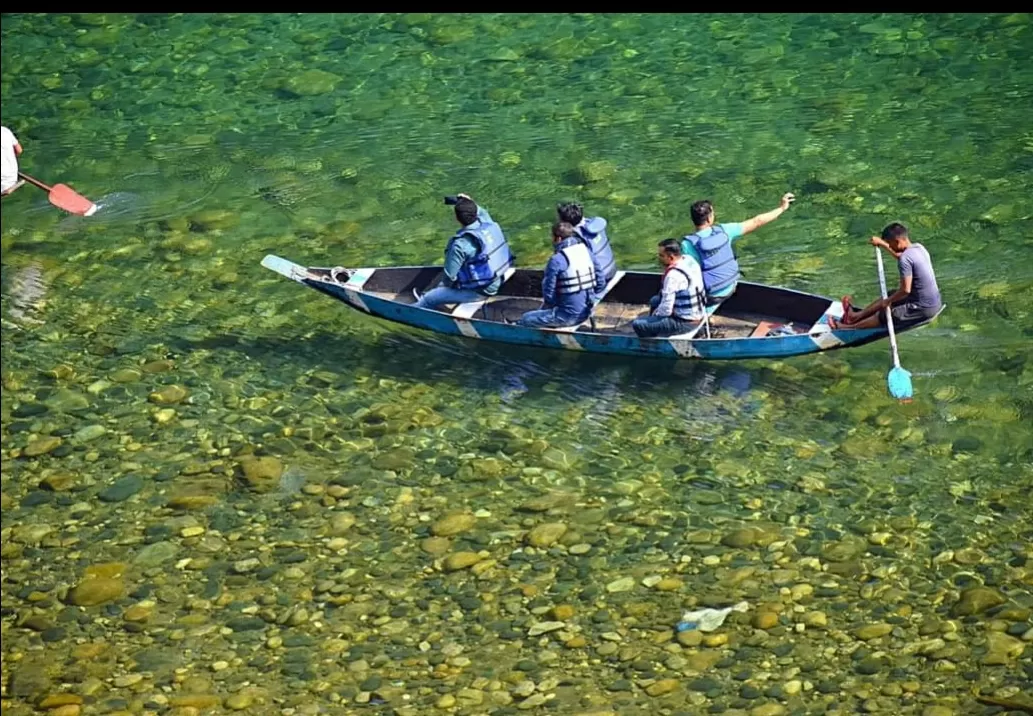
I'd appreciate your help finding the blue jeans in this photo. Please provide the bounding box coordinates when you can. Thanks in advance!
[517,306,586,328]
[415,286,484,310]
[632,296,697,338]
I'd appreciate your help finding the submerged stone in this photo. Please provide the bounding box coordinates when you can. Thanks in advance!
[44,388,90,413]
[238,456,284,492]
[66,577,124,606]
[525,523,568,548]
[23,436,63,457]
[281,69,342,97]
[442,552,482,572]
[431,513,476,537]
[951,587,1005,617]
[98,475,144,503]
[149,385,188,404]
[133,541,179,568]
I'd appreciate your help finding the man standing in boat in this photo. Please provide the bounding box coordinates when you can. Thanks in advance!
[682,192,795,304]
[517,221,606,329]
[414,193,515,311]
[828,222,942,330]
[1,125,25,196]
[557,201,617,286]
[632,239,706,338]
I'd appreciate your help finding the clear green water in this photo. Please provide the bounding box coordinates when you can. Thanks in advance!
[1,12,1031,716]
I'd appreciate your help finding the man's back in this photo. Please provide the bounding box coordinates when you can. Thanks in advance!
[899,243,941,309]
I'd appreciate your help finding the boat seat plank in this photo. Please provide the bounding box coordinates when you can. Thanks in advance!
[449,268,517,318]
[451,301,486,319]
[551,270,629,332]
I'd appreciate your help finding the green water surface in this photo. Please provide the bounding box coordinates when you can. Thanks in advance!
[1,13,1031,716]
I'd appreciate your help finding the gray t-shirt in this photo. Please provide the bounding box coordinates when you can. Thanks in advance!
[899,243,941,308]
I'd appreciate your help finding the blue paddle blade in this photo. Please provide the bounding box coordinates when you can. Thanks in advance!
[887,366,913,401]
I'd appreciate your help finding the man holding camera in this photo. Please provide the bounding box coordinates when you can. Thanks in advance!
[414,193,515,311]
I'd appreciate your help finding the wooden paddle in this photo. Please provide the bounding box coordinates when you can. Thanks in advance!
[875,247,914,402]
[17,172,98,216]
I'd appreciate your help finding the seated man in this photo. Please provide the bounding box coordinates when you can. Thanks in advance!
[1,125,25,196]
[681,192,795,304]
[414,193,514,310]
[632,239,706,338]
[829,222,942,330]
[557,201,617,285]
[517,221,605,329]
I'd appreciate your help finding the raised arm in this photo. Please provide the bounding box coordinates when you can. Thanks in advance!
[739,192,795,236]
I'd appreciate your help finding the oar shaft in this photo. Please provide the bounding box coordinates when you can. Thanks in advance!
[875,248,902,369]
[17,172,52,192]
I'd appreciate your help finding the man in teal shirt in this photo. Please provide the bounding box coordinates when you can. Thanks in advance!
[681,192,795,304]
[414,193,514,310]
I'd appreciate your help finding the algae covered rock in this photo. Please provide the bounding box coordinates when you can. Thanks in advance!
[951,586,1005,617]
[281,69,342,97]
[238,456,284,492]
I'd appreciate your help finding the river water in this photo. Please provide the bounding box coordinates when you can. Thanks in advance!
[1,13,1031,716]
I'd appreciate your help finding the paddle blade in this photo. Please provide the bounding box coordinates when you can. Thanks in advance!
[887,365,913,402]
[48,183,97,216]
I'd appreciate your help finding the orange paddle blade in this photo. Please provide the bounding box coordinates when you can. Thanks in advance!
[49,183,97,216]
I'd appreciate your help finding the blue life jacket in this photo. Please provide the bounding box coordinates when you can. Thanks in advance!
[668,261,705,320]
[684,225,739,296]
[451,217,514,292]
[556,242,596,295]
[575,216,616,283]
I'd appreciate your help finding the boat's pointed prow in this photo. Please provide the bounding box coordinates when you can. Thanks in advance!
[262,254,308,282]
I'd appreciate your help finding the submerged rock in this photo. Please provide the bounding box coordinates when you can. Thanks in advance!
[525,523,568,548]
[23,436,62,457]
[951,587,1006,617]
[66,577,124,606]
[149,385,189,404]
[238,456,284,492]
[442,552,482,572]
[431,513,477,537]
[982,632,1025,665]
[281,69,342,97]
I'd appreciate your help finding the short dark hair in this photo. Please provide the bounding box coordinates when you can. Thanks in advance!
[881,222,909,243]
[455,197,478,226]
[553,221,576,240]
[690,200,713,226]
[658,238,682,258]
[557,202,584,225]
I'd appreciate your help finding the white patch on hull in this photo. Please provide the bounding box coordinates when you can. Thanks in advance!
[454,319,480,338]
[810,329,845,350]
[345,290,370,313]
[553,332,584,351]
[669,339,700,358]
